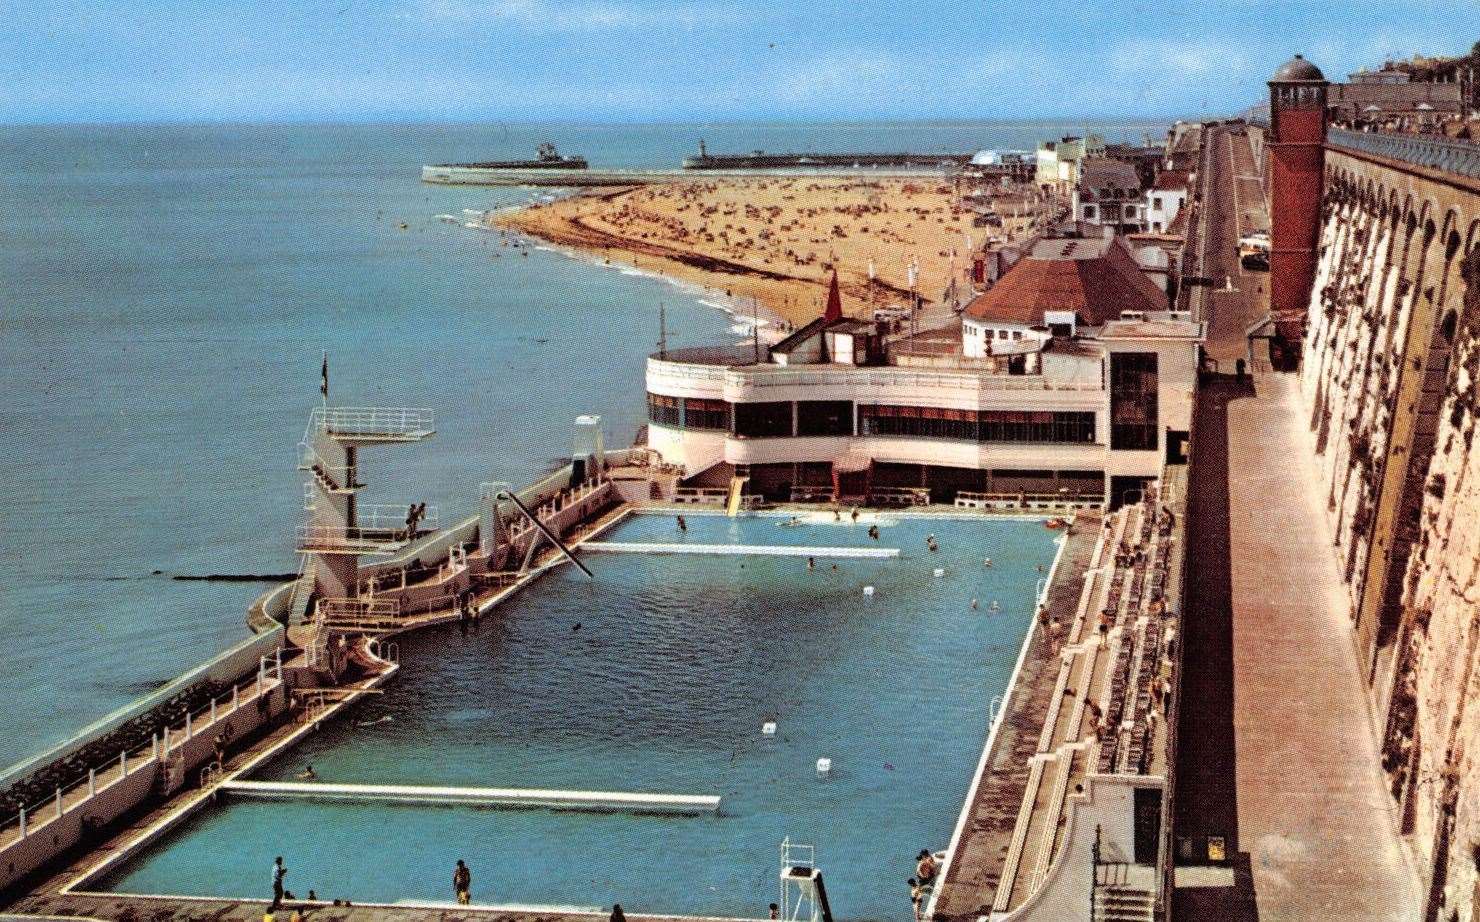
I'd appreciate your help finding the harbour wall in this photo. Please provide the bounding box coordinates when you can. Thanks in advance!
[0,626,285,792]
[0,668,291,894]
[422,165,959,187]
[1300,140,1480,921]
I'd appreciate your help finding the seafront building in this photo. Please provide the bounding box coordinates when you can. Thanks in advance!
[1035,135,1103,193]
[646,237,1200,509]
[1071,158,1147,234]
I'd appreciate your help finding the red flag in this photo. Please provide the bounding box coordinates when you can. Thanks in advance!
[823,270,842,322]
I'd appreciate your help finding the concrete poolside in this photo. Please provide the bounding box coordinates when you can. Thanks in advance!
[930,516,1100,921]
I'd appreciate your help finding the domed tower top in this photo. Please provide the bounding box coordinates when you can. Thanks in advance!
[1270,54,1326,83]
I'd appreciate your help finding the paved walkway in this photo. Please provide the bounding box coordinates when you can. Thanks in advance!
[1175,374,1421,920]
[931,518,1100,922]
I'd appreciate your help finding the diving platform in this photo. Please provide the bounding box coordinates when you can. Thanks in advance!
[580,542,899,558]
[218,780,721,815]
[295,504,440,555]
[310,406,435,443]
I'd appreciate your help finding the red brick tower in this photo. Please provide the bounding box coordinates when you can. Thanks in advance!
[1267,54,1328,361]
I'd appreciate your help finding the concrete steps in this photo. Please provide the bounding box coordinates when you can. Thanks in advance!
[1094,884,1155,922]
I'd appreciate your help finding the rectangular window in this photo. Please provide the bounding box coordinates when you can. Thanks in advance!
[1153,196,1163,210]
[1110,352,1159,450]
[683,397,731,431]
[858,406,1095,444]
[733,401,793,438]
[647,393,681,428]
[1083,205,1097,220]
[796,400,854,437]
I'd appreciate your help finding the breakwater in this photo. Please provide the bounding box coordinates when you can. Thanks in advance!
[422,164,962,186]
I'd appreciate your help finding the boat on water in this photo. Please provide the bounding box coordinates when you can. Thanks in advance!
[438,142,589,171]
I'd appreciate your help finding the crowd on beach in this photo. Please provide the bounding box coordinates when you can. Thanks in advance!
[501,176,981,327]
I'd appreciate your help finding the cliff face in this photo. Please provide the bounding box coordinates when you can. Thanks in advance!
[1300,153,1479,921]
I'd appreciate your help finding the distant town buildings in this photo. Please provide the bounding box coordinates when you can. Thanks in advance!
[1143,169,1190,234]
[1072,158,1147,233]
[1036,134,1104,193]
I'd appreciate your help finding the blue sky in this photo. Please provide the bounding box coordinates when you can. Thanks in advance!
[2,0,1476,123]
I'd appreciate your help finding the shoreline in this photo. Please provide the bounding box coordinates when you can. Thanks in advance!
[493,177,979,329]
[516,224,793,344]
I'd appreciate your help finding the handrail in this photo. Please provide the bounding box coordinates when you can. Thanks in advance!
[309,406,435,438]
[1328,127,1480,180]
[648,356,1105,392]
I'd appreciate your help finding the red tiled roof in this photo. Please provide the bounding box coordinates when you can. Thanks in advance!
[962,237,1168,326]
[1165,206,1189,236]
[1153,169,1191,191]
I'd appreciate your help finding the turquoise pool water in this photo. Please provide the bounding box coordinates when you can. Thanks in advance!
[100,513,1060,919]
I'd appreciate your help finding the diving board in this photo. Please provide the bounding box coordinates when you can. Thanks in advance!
[581,542,900,558]
[219,780,720,814]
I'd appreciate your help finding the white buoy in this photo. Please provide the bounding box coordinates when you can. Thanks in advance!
[762,721,777,736]
[934,567,945,578]
[863,585,875,596]
[816,757,832,775]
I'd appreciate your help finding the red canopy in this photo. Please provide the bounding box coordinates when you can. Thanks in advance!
[823,270,843,322]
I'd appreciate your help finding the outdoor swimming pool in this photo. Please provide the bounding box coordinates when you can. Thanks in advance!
[99,512,1061,920]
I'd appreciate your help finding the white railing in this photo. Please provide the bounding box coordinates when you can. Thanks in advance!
[318,597,401,623]
[298,443,359,492]
[310,406,435,439]
[673,487,729,504]
[0,658,285,847]
[355,503,440,533]
[297,523,404,550]
[726,366,1103,393]
[648,357,732,382]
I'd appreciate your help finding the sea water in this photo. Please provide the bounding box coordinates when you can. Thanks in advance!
[0,121,1147,768]
[99,513,1060,919]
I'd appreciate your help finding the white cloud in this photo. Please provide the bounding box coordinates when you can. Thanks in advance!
[419,0,737,31]
[1108,38,1249,80]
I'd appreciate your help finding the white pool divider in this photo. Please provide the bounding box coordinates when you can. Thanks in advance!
[580,542,899,558]
[220,780,720,814]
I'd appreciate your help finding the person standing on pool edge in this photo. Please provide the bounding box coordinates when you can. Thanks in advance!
[271,856,287,911]
[453,859,472,905]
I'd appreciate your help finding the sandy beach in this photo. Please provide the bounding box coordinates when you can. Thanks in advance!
[494,177,1001,328]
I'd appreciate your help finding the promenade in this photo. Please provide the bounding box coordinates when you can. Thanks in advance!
[1172,120,1421,919]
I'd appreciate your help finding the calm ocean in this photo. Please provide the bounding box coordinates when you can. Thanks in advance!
[0,120,1160,768]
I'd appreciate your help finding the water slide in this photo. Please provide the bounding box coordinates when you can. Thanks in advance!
[726,476,748,517]
[813,872,835,922]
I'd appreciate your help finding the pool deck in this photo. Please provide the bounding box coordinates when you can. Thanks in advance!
[930,515,1101,922]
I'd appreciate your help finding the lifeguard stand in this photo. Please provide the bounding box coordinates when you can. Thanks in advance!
[779,839,834,922]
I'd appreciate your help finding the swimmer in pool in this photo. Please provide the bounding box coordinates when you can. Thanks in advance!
[297,764,317,781]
